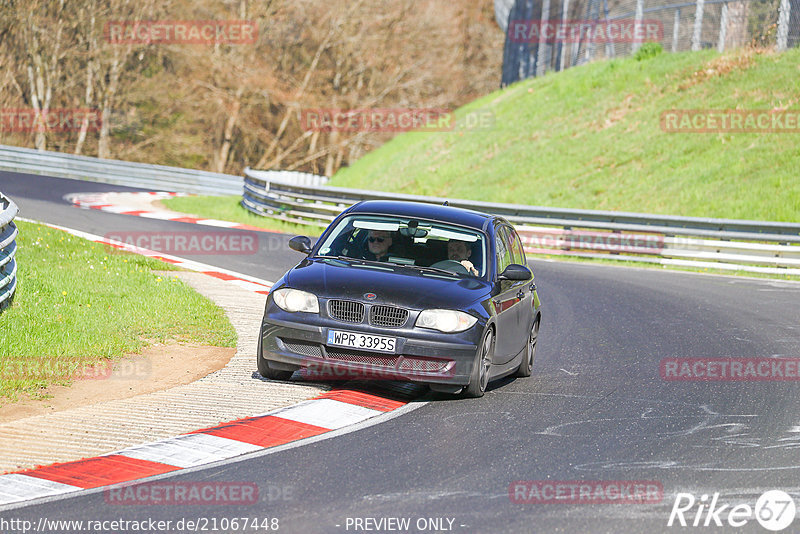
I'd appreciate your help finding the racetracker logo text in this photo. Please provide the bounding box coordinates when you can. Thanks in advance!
[300,360,455,381]
[105,482,261,505]
[0,108,101,132]
[661,110,800,133]
[517,228,664,255]
[104,231,258,255]
[660,358,800,381]
[104,20,257,44]
[509,19,663,43]
[300,109,494,132]
[509,480,663,504]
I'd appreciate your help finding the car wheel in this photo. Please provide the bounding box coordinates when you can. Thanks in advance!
[463,328,494,398]
[515,317,539,378]
[256,326,293,381]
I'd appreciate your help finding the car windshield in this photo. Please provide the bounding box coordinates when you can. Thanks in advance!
[315,214,487,277]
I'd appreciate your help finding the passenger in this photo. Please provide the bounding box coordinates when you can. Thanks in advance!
[363,230,394,262]
[447,239,479,275]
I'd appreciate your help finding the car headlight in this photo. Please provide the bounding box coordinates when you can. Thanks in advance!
[415,309,477,333]
[272,288,319,313]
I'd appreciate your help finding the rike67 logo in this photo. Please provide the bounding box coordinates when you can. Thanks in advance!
[668,490,796,531]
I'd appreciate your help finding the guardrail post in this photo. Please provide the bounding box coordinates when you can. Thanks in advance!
[632,0,645,52]
[691,0,705,51]
[718,2,729,52]
[559,0,571,71]
[537,0,552,76]
[776,0,791,51]
[603,0,614,58]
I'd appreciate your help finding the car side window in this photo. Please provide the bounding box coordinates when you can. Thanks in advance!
[508,227,527,266]
[495,226,513,275]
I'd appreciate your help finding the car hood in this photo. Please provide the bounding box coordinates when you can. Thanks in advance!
[285,257,492,310]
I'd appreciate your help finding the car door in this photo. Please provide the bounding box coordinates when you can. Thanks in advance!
[492,224,524,364]
[508,225,535,353]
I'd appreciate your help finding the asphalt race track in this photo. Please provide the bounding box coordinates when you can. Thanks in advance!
[3,171,800,533]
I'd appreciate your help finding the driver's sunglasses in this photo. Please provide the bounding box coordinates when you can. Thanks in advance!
[368,237,385,243]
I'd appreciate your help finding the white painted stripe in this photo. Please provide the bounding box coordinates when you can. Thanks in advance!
[94,205,142,214]
[135,211,179,220]
[270,399,383,430]
[113,433,262,468]
[228,279,271,291]
[0,474,82,505]
[195,219,241,228]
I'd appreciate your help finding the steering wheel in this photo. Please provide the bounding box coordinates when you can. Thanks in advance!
[430,259,469,274]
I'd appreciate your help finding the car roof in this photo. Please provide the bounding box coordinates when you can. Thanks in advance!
[344,200,497,231]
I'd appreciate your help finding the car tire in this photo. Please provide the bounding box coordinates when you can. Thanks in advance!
[463,328,494,398]
[257,326,293,381]
[514,316,539,378]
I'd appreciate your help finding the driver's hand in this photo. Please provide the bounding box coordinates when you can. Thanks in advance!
[460,260,478,275]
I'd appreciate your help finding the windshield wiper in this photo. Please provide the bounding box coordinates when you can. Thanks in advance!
[318,254,360,262]
[403,265,461,277]
[319,256,462,277]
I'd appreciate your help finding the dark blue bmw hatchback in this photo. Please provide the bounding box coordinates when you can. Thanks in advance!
[258,200,541,397]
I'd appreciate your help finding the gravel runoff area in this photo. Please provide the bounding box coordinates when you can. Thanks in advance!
[0,271,328,473]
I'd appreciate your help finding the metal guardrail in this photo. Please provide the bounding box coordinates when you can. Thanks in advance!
[0,144,243,195]
[0,193,19,311]
[242,168,800,276]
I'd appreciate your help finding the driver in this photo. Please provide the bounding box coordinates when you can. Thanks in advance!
[363,230,394,261]
[447,239,479,275]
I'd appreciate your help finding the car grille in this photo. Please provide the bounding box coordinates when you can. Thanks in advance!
[369,305,408,328]
[281,339,323,358]
[328,300,365,323]
[325,348,398,367]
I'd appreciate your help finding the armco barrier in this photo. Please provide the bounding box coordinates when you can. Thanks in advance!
[0,193,19,311]
[242,167,800,276]
[0,144,242,195]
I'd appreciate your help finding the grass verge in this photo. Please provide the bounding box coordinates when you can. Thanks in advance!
[0,221,237,403]
[331,48,800,222]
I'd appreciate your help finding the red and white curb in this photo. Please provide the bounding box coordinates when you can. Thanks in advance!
[0,389,414,507]
[65,191,275,233]
[19,218,274,296]
[3,219,422,509]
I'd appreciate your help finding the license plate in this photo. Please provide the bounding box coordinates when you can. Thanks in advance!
[326,330,396,353]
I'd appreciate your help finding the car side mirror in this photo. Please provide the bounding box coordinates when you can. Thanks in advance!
[288,235,313,254]
[498,263,531,281]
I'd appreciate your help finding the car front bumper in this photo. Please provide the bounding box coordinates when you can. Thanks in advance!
[259,312,483,386]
